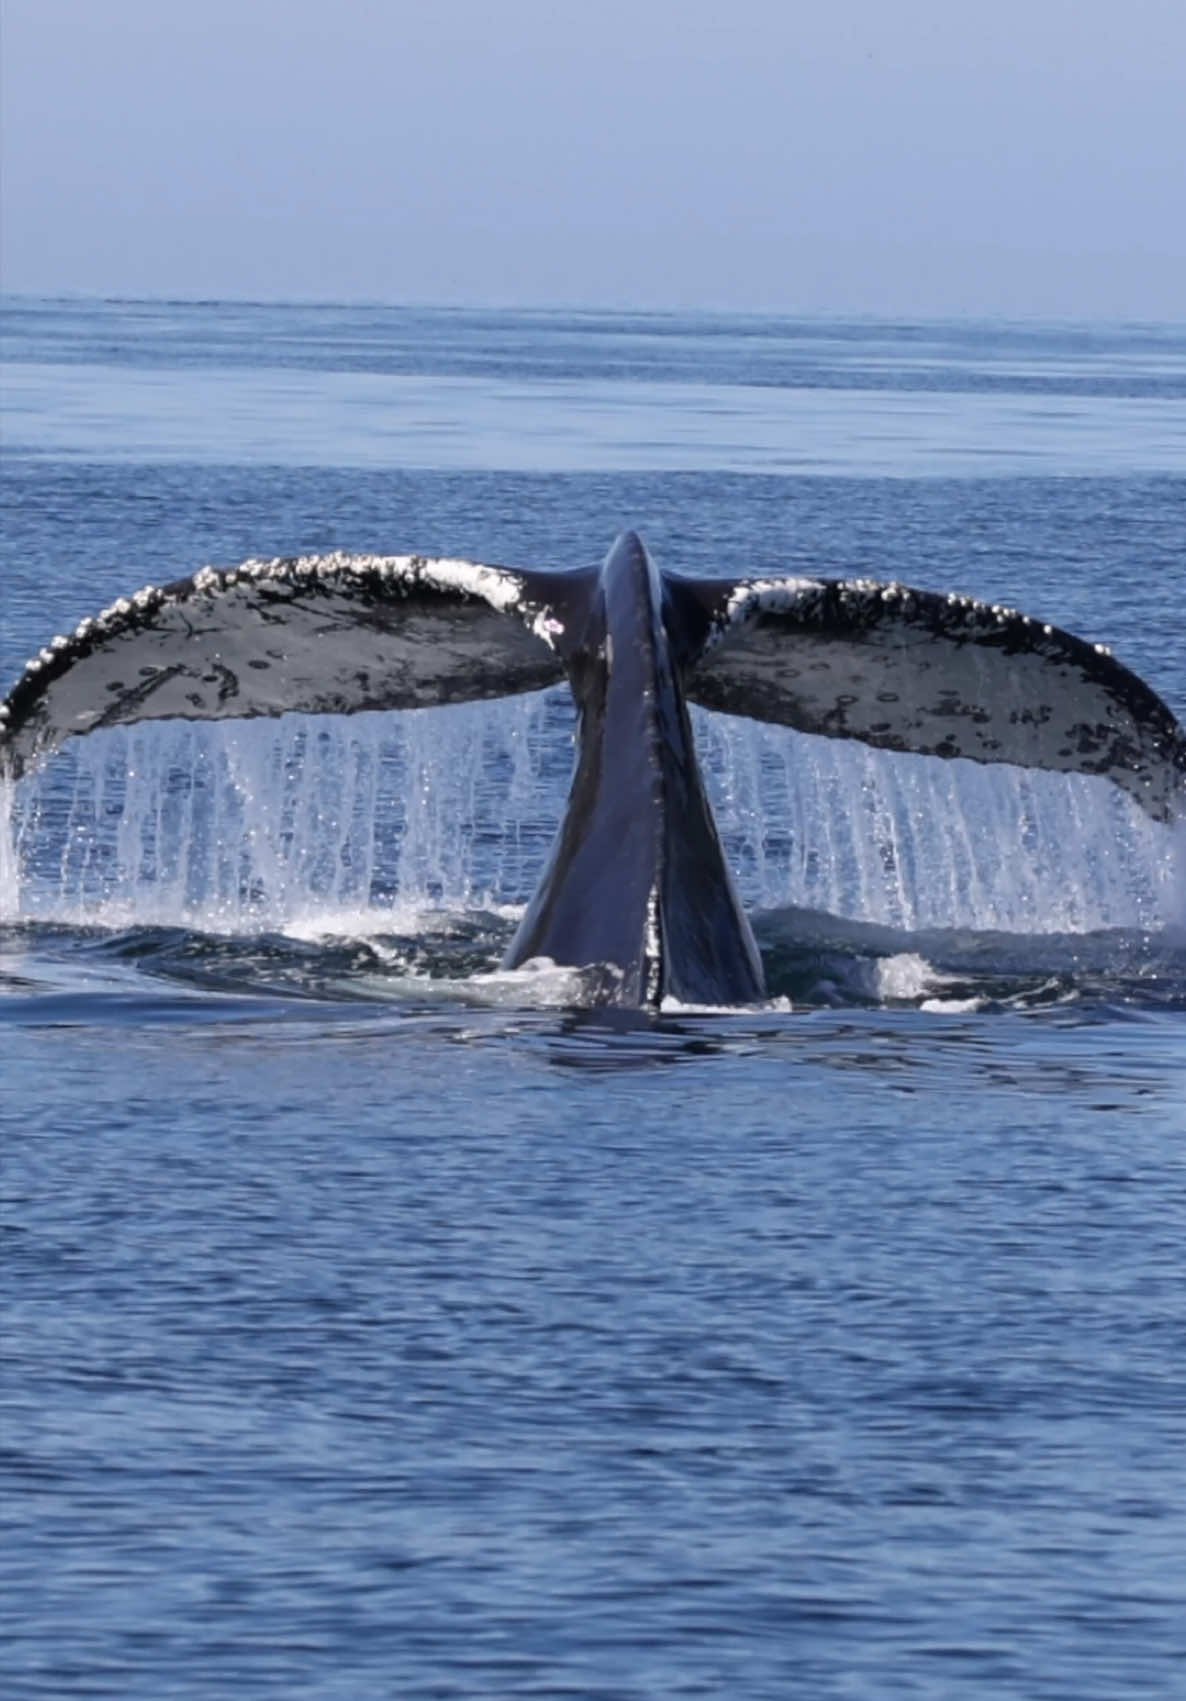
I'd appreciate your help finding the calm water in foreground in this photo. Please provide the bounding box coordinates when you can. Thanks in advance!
[2,300,1185,1698]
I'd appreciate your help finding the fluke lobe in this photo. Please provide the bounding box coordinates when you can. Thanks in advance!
[2,532,1183,1006]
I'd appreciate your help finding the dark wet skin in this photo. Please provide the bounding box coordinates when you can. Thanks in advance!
[504,533,765,1007]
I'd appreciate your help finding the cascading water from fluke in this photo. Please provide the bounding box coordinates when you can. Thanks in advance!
[693,712,1183,935]
[3,695,1179,938]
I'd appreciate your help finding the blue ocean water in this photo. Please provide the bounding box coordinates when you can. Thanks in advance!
[2,300,1185,1698]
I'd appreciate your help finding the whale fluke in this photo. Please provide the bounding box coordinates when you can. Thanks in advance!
[2,532,1183,1005]
[675,573,1186,825]
[0,552,575,781]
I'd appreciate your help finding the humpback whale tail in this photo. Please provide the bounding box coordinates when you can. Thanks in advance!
[1,531,1183,1005]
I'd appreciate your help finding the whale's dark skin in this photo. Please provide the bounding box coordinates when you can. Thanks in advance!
[504,532,764,1005]
[1,529,1183,1008]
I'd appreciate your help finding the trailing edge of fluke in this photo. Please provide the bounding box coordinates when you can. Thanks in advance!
[1,531,1183,1006]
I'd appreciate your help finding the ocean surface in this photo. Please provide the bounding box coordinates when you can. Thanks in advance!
[2,299,1185,1698]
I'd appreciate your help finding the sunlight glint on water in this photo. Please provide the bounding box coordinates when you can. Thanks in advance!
[3,696,1179,935]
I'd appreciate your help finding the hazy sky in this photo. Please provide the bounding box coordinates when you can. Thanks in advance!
[3,0,1184,318]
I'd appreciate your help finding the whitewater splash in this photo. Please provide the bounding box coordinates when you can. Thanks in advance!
[1,691,1182,937]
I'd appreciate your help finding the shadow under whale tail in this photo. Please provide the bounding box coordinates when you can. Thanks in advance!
[2,530,1183,1005]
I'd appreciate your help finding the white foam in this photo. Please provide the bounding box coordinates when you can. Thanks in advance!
[439,955,622,1008]
[875,952,941,1002]
[659,994,794,1015]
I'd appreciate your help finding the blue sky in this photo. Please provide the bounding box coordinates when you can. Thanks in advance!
[3,0,1184,317]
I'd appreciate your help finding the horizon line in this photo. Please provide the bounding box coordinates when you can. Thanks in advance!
[3,288,1184,336]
